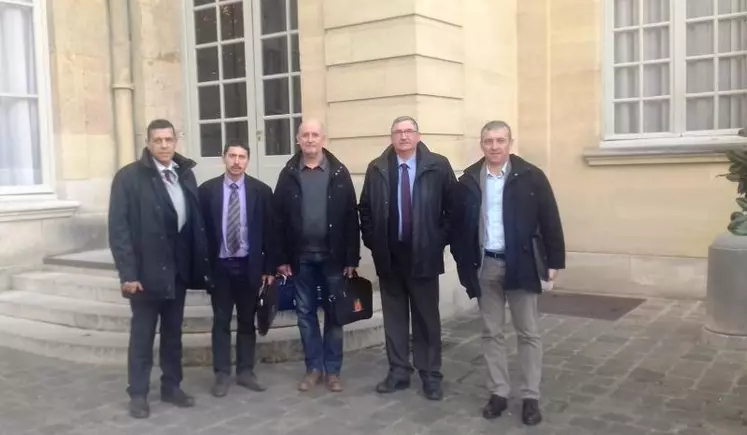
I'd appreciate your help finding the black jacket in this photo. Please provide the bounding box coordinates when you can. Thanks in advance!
[273,148,360,273]
[450,155,565,298]
[198,173,279,291]
[359,142,456,278]
[108,148,210,300]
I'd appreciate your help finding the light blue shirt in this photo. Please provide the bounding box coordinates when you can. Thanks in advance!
[484,161,509,252]
[219,174,249,258]
[397,153,416,240]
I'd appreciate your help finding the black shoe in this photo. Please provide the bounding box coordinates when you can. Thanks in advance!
[482,395,508,419]
[161,388,195,408]
[237,371,267,392]
[375,375,410,394]
[129,396,150,419]
[522,398,542,426]
[211,374,231,397]
[422,382,443,401]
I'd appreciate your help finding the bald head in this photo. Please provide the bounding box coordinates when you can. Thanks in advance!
[297,118,326,159]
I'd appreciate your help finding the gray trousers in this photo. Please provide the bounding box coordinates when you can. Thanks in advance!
[478,256,542,399]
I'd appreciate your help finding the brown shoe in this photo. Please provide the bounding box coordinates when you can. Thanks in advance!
[326,374,343,392]
[297,370,322,392]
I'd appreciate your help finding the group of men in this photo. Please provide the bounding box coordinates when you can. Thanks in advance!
[108,115,565,427]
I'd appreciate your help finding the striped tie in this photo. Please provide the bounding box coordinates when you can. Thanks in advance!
[227,183,241,254]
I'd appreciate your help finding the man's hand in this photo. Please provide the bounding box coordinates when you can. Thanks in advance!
[122,281,143,294]
[262,275,275,286]
[548,269,558,281]
[343,267,357,278]
[277,264,293,276]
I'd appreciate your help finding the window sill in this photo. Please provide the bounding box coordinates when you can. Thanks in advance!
[585,138,747,166]
[0,197,80,223]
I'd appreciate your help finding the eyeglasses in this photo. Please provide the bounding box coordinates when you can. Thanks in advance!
[391,129,418,136]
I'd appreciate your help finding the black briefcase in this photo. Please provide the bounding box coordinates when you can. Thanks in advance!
[532,230,549,282]
[256,280,278,336]
[329,275,373,326]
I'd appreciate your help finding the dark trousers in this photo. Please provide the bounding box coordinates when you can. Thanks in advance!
[379,243,442,383]
[127,284,187,398]
[295,252,344,375]
[211,257,259,376]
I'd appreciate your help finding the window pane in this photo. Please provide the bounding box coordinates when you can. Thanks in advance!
[222,42,246,79]
[718,18,747,53]
[643,100,670,132]
[225,121,249,145]
[615,0,639,27]
[686,59,714,93]
[291,34,300,72]
[0,4,36,94]
[264,78,290,115]
[614,102,640,134]
[197,46,219,82]
[644,63,669,96]
[200,123,223,157]
[686,97,715,130]
[644,0,670,24]
[265,118,291,156]
[292,76,302,113]
[198,86,220,120]
[687,22,714,56]
[719,56,747,91]
[687,0,714,18]
[0,97,41,186]
[614,31,639,63]
[719,94,747,129]
[261,0,286,35]
[718,0,747,14]
[615,66,639,98]
[643,26,670,60]
[194,0,214,5]
[195,7,217,45]
[292,116,302,146]
[220,3,244,40]
[262,36,288,75]
[290,0,298,30]
[224,82,247,118]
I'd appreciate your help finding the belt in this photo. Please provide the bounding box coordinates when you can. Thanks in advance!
[484,250,505,260]
[219,256,248,262]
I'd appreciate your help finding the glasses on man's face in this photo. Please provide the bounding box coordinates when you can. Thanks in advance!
[391,129,418,137]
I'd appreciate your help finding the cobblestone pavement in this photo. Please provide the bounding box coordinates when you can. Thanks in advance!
[1,297,746,435]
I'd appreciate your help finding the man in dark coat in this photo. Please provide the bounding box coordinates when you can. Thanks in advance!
[274,119,360,393]
[108,119,210,419]
[359,116,456,401]
[198,140,278,397]
[450,120,565,426]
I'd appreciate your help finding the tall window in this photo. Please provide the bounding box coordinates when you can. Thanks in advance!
[0,0,49,190]
[606,0,747,144]
[190,0,301,158]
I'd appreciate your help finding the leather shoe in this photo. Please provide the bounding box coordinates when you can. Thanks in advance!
[482,395,508,419]
[129,396,149,419]
[298,370,322,392]
[375,375,410,394]
[422,382,443,401]
[522,398,542,426]
[161,388,195,408]
[237,371,267,392]
[211,374,231,397]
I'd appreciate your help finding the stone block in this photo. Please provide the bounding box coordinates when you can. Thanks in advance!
[323,0,413,29]
[325,16,416,65]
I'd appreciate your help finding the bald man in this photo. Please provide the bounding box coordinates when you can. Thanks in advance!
[273,119,360,393]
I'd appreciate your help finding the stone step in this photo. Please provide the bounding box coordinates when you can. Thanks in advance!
[0,312,385,366]
[0,290,302,333]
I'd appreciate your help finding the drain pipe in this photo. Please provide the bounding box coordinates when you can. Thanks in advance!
[109,0,136,167]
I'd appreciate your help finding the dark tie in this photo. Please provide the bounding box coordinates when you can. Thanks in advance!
[400,163,412,243]
[227,183,241,254]
[162,169,174,184]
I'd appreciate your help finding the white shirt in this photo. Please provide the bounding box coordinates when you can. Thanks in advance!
[153,158,187,231]
[484,161,509,252]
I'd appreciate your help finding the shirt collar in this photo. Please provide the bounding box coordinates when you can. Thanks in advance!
[224,174,245,187]
[486,159,510,178]
[153,158,178,172]
[396,153,416,168]
[300,153,328,171]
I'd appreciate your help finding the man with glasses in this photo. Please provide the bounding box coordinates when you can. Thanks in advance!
[359,116,456,401]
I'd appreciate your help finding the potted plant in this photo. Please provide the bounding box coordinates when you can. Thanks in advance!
[721,128,747,235]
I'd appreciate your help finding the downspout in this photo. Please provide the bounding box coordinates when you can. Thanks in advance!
[109,0,136,167]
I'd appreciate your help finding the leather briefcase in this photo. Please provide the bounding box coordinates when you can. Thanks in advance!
[329,274,373,326]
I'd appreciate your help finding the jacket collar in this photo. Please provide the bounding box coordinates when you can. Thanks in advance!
[284,147,345,177]
[139,147,197,173]
[372,141,438,173]
[463,154,531,186]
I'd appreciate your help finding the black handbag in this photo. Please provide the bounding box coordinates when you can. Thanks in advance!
[531,229,549,282]
[329,274,373,326]
[256,280,278,336]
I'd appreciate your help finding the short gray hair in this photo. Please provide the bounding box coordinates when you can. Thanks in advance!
[480,120,513,141]
[391,116,419,132]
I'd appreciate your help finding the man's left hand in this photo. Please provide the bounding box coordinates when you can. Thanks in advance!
[343,267,357,278]
[548,269,558,281]
[262,275,275,285]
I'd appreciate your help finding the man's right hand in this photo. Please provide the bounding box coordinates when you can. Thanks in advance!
[122,281,144,294]
[277,264,293,276]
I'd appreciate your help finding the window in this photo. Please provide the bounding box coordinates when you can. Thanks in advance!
[606,0,747,145]
[0,0,51,192]
[189,0,301,158]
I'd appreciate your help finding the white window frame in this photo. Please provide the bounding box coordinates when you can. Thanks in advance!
[602,0,747,148]
[0,0,55,196]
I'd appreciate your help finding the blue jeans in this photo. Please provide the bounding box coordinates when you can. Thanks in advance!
[295,252,344,375]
